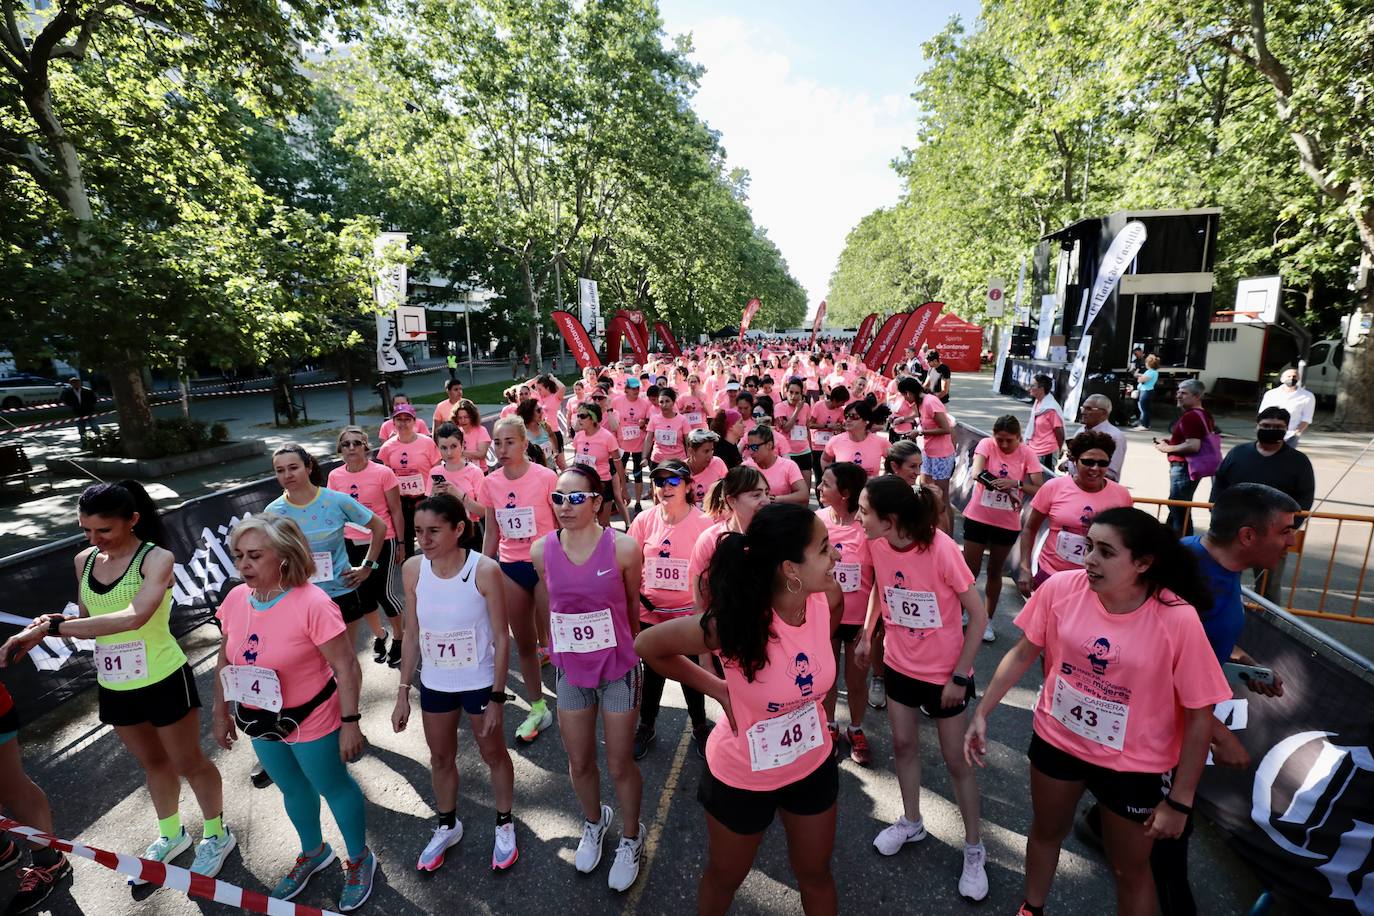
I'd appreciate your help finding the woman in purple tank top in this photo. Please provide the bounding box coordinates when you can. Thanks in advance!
[530,465,648,892]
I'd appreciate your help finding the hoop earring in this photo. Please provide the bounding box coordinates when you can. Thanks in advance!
[785,575,802,595]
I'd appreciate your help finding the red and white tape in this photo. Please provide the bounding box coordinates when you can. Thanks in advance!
[0,817,341,915]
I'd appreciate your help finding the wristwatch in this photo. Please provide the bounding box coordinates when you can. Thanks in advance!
[47,617,62,637]
[365,560,381,570]
[489,691,511,705]
[950,673,971,688]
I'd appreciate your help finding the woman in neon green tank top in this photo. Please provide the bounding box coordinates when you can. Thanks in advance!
[3,482,234,880]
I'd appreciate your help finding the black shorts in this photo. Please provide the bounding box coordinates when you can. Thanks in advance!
[788,451,814,473]
[834,623,862,644]
[345,539,402,618]
[601,479,617,503]
[98,663,200,728]
[1028,732,1170,823]
[622,450,644,481]
[419,683,493,716]
[698,754,838,835]
[332,588,366,625]
[962,516,1020,548]
[883,665,973,719]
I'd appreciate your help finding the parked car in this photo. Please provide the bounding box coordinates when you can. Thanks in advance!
[0,374,65,410]
[1305,338,1343,405]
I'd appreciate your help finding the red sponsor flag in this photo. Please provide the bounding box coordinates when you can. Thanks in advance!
[607,314,648,364]
[809,301,827,348]
[862,313,906,370]
[853,312,878,355]
[739,298,761,342]
[653,320,682,357]
[551,310,602,369]
[880,301,945,378]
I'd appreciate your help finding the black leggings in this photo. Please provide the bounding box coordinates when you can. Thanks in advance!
[344,539,402,618]
[398,494,422,556]
[638,620,707,729]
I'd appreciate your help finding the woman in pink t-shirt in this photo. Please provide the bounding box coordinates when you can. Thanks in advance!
[480,417,560,746]
[213,514,374,904]
[965,507,1230,916]
[643,389,691,465]
[820,397,891,478]
[742,425,807,504]
[1020,430,1133,593]
[570,401,628,526]
[816,462,875,766]
[377,405,442,555]
[452,399,492,467]
[856,477,989,901]
[430,422,488,542]
[684,430,728,505]
[688,465,770,610]
[775,378,814,494]
[635,504,843,915]
[962,415,1044,644]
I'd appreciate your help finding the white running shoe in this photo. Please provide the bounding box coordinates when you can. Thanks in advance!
[574,804,612,874]
[959,842,989,901]
[492,822,518,871]
[417,821,463,872]
[983,621,997,643]
[873,816,927,856]
[190,830,237,878]
[606,826,644,892]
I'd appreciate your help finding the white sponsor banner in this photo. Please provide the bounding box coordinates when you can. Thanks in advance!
[579,278,603,336]
[1035,294,1058,360]
[986,277,1007,319]
[374,232,410,371]
[1083,221,1147,333]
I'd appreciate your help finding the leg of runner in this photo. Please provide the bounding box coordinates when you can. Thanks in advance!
[117,716,223,849]
[1100,807,1160,916]
[255,731,368,860]
[983,542,1013,639]
[1023,766,1087,910]
[868,621,886,709]
[878,699,928,853]
[0,736,71,912]
[935,712,987,901]
[560,704,605,823]
[1150,818,1198,916]
[419,708,463,872]
[698,815,766,916]
[499,573,548,739]
[468,706,517,870]
[779,806,839,916]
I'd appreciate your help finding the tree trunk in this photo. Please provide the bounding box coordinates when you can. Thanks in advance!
[1334,286,1374,428]
[104,360,156,458]
[522,260,543,373]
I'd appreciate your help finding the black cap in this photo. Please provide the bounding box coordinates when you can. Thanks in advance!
[651,459,692,480]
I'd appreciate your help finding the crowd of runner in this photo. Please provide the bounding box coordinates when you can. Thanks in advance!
[0,338,1292,916]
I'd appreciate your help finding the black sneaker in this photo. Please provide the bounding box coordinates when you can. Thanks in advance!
[691,721,714,760]
[633,724,656,761]
[372,636,388,664]
[250,763,273,789]
[6,855,71,914]
[386,639,403,669]
[0,839,20,872]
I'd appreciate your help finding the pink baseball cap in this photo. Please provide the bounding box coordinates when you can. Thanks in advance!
[392,404,417,418]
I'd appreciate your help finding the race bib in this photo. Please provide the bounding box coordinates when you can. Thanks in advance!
[790,424,810,442]
[812,430,834,446]
[747,703,824,772]
[833,562,861,593]
[572,452,597,470]
[309,551,334,583]
[884,587,941,630]
[1055,531,1089,565]
[495,506,536,539]
[550,609,617,654]
[622,423,642,439]
[220,664,283,712]
[398,474,426,497]
[979,486,1014,510]
[654,427,677,447]
[645,557,690,591]
[685,411,704,425]
[421,628,478,669]
[95,640,148,685]
[1051,678,1129,749]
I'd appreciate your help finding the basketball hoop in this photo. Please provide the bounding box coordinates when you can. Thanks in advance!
[404,330,435,340]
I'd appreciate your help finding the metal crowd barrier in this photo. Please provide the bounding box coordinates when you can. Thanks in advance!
[1132,497,1373,625]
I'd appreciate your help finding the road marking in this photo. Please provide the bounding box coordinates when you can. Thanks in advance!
[624,722,693,915]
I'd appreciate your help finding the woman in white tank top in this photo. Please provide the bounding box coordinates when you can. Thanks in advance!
[392,494,518,873]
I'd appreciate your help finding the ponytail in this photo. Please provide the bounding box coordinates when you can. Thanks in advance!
[1091,507,1213,613]
[863,474,937,547]
[704,465,764,517]
[77,480,168,548]
[703,503,818,681]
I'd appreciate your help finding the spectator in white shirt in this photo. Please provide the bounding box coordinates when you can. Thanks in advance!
[1258,368,1316,446]
[1062,394,1127,481]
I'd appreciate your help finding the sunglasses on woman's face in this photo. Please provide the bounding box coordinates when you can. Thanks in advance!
[744,442,764,452]
[550,491,597,506]
[577,413,593,420]
[339,440,367,449]
[1078,458,1111,468]
[653,475,685,487]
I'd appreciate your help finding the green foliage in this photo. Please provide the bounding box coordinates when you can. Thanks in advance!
[89,417,229,458]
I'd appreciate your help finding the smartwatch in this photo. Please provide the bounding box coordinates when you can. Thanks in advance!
[366,560,381,570]
[488,691,511,705]
[950,673,971,688]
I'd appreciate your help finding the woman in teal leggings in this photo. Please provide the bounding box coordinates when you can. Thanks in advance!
[213,513,375,912]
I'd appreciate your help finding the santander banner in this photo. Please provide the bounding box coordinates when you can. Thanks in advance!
[881,301,945,378]
[862,313,906,371]
[653,320,682,357]
[853,312,879,356]
[607,314,648,364]
[551,310,602,369]
[809,300,827,347]
[739,297,761,342]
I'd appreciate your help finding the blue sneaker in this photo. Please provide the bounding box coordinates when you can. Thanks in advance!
[128,830,192,886]
[339,848,376,912]
[271,844,335,901]
[190,830,237,878]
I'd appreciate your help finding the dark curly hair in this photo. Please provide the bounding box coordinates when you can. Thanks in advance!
[1067,429,1116,459]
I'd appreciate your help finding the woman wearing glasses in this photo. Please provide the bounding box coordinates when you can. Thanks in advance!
[571,401,628,526]
[819,397,891,478]
[480,416,560,745]
[627,459,715,760]
[517,398,564,471]
[742,425,808,505]
[213,514,373,911]
[327,427,406,666]
[1017,431,1132,595]
[530,465,646,892]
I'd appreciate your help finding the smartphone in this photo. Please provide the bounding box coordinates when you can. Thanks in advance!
[1222,662,1275,689]
[977,471,1000,488]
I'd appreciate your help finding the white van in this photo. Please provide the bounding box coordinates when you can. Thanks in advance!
[1305,338,1342,403]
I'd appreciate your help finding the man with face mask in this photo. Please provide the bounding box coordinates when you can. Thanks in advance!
[1258,367,1316,446]
[1212,407,1314,602]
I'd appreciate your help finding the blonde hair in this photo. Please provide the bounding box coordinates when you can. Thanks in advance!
[228,513,315,588]
[1145,354,1161,369]
[335,425,370,450]
[492,415,527,440]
